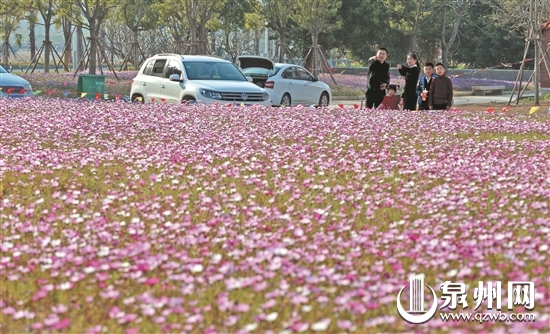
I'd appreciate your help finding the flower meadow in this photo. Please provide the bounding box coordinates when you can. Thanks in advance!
[1,98,550,334]
[17,70,528,101]
[318,73,528,96]
[18,71,137,99]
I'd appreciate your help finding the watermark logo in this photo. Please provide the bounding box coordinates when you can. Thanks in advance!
[396,276,536,324]
[396,275,438,324]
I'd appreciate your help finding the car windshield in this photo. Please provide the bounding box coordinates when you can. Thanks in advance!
[0,65,8,74]
[183,61,247,81]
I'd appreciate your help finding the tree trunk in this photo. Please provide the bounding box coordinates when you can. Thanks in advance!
[89,22,98,74]
[441,6,448,67]
[77,26,84,71]
[441,2,467,68]
[62,19,72,70]
[254,29,260,55]
[29,21,36,62]
[411,0,422,52]
[189,24,197,55]
[44,26,51,73]
[198,24,209,54]
[2,29,10,67]
[312,33,319,76]
[278,32,285,63]
[210,30,216,55]
[133,30,139,70]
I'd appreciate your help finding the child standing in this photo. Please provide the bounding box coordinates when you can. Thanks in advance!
[377,84,401,110]
[397,53,420,111]
[416,62,437,110]
[428,63,453,110]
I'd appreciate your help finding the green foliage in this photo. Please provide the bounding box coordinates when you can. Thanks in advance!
[319,0,417,65]
[450,2,531,69]
[119,0,161,32]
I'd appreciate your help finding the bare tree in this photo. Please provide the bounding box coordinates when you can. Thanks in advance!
[439,0,474,67]
[66,0,117,74]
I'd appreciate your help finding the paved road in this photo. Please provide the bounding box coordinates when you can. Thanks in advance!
[330,90,549,108]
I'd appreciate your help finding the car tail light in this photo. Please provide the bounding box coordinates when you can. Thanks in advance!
[265,81,274,89]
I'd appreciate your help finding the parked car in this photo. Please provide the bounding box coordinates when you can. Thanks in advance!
[239,56,331,107]
[130,54,271,106]
[0,65,34,98]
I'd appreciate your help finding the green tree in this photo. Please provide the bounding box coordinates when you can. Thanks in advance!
[451,2,529,68]
[261,0,295,62]
[320,0,404,65]
[66,0,117,74]
[156,0,189,53]
[34,0,57,72]
[1,7,25,67]
[292,0,341,76]
[119,0,160,67]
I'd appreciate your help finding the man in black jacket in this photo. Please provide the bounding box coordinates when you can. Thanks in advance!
[365,48,390,109]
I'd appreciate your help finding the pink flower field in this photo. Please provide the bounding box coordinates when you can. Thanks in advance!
[1,98,549,333]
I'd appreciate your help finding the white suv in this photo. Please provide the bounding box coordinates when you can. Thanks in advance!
[130,54,271,106]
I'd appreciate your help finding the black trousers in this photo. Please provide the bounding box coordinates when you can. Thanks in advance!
[402,92,417,111]
[365,90,385,109]
[432,103,448,110]
[418,101,429,110]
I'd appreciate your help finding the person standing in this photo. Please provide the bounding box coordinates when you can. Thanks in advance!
[428,63,453,110]
[397,52,420,111]
[365,48,390,109]
[416,62,437,111]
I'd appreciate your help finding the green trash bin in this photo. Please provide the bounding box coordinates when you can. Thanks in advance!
[77,74,106,100]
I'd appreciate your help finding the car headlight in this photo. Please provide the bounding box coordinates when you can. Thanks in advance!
[199,89,222,99]
[24,84,32,92]
[262,91,269,101]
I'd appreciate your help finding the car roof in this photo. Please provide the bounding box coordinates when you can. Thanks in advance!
[151,54,230,62]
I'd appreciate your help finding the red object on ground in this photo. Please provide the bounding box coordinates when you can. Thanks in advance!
[378,95,400,110]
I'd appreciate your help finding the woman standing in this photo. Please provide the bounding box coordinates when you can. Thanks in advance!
[397,53,421,111]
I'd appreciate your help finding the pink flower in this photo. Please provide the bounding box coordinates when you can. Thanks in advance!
[52,318,70,330]
[145,277,160,286]
[233,303,250,313]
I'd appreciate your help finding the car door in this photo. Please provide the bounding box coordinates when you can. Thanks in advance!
[133,59,156,101]
[296,67,319,104]
[146,58,167,103]
[281,66,304,104]
[159,59,184,103]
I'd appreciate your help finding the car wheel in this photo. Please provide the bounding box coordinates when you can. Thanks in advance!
[131,94,144,103]
[280,93,291,107]
[181,96,196,104]
[319,92,329,106]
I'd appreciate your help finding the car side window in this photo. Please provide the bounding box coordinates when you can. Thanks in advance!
[296,68,313,81]
[151,59,167,77]
[143,60,154,76]
[164,59,182,79]
[282,68,296,79]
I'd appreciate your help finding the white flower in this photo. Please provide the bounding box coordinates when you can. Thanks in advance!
[265,312,278,322]
[190,264,203,273]
[311,318,331,331]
